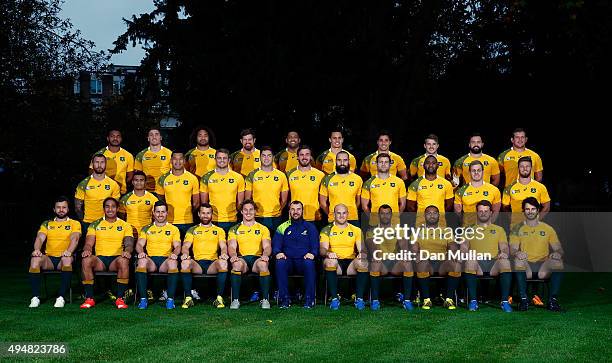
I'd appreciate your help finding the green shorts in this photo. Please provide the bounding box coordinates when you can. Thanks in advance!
[478,260,496,274]
[150,256,168,269]
[528,261,544,275]
[97,255,119,270]
[197,259,214,273]
[338,259,353,275]
[241,255,260,271]
[47,256,62,269]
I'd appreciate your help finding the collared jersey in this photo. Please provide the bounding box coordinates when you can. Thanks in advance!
[502,179,551,213]
[139,222,180,257]
[118,191,158,232]
[497,148,543,187]
[407,176,454,212]
[360,151,407,177]
[184,224,226,261]
[199,170,245,222]
[245,168,289,217]
[409,154,452,179]
[134,146,173,193]
[510,222,559,262]
[90,147,134,194]
[453,153,500,184]
[87,218,132,256]
[315,149,357,174]
[414,226,453,255]
[228,222,270,256]
[158,171,199,224]
[319,223,362,259]
[38,218,81,257]
[75,175,121,223]
[468,224,507,257]
[362,175,406,213]
[365,226,398,254]
[455,182,501,213]
[286,167,325,221]
[319,172,363,222]
[185,147,216,178]
[274,148,299,173]
[230,148,261,177]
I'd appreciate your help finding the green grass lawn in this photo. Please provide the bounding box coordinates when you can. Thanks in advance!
[1,271,611,362]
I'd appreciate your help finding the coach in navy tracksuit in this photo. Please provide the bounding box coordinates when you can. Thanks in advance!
[273,201,319,308]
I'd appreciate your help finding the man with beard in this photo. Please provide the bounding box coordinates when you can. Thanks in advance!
[319,151,363,226]
[407,155,454,226]
[134,128,173,195]
[454,160,501,226]
[315,129,357,174]
[273,201,319,308]
[361,153,407,215]
[359,130,408,180]
[90,129,134,195]
[286,145,326,227]
[185,126,216,178]
[230,128,265,177]
[502,156,550,225]
[274,130,302,173]
[453,133,500,187]
[409,134,453,184]
[28,197,81,308]
[498,128,544,188]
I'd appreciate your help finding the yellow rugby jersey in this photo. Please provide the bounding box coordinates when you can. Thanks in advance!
[315,149,357,174]
[228,222,270,257]
[139,222,180,257]
[185,147,216,178]
[184,224,226,261]
[365,227,397,254]
[502,179,551,213]
[286,167,325,221]
[134,146,172,193]
[319,172,363,222]
[497,148,543,187]
[230,148,262,177]
[510,222,559,263]
[362,175,406,213]
[75,175,121,223]
[409,154,452,179]
[407,176,454,213]
[158,171,199,224]
[200,170,245,222]
[453,153,500,184]
[38,218,81,257]
[87,218,132,256]
[274,148,299,173]
[360,151,407,177]
[455,182,501,213]
[118,191,158,232]
[90,147,134,194]
[414,227,453,255]
[468,224,507,257]
[245,168,289,218]
[320,223,362,259]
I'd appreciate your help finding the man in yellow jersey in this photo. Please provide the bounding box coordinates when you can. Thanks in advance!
[409,134,453,184]
[274,130,301,173]
[413,205,461,310]
[498,128,543,188]
[157,151,200,237]
[454,160,501,226]
[361,153,407,226]
[502,156,550,225]
[134,128,173,194]
[315,129,357,174]
[286,145,325,228]
[200,148,245,233]
[461,200,513,312]
[359,130,408,180]
[407,155,454,225]
[118,170,158,237]
[245,146,289,234]
[90,129,134,195]
[180,203,229,309]
[510,197,563,312]
[80,197,134,309]
[320,204,367,310]
[230,128,262,177]
[453,133,500,187]
[227,200,272,309]
[75,154,121,229]
[319,151,363,226]
[134,201,182,309]
[185,126,216,178]
[28,197,81,308]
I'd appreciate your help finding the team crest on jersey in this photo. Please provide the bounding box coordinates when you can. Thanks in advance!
[310,176,316,181]
[255,230,260,235]
[105,185,111,190]
[540,231,546,236]
[531,188,536,193]
[166,181,173,186]
[117,226,123,231]
[120,156,125,162]
[229,179,234,183]
[208,154,215,158]
[183,180,189,185]
[390,183,395,187]
[274,176,279,181]
[490,230,496,234]
[257,177,263,181]
[145,200,151,205]
[99,227,106,230]
[213,230,217,235]
[438,184,443,189]
[348,231,354,237]
[165,230,171,235]
[349,181,355,187]
[438,162,443,166]
[483,191,489,196]
[161,156,166,160]
[65,225,71,230]
[255,158,260,162]
[484,161,489,166]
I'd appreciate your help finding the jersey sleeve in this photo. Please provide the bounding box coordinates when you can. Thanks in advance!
[134,149,145,171]
[86,223,97,237]
[539,185,551,204]
[454,185,467,205]
[490,157,500,176]
[407,179,419,201]
[111,181,120,199]
[245,170,256,192]
[199,171,212,193]
[444,181,454,199]
[319,225,330,244]
[184,227,195,243]
[409,157,420,177]
[280,172,289,192]
[548,227,560,245]
[399,180,407,198]
[75,178,87,200]
[361,177,374,201]
[502,186,511,206]
[236,173,245,192]
[190,174,199,195]
[217,227,227,242]
[71,220,82,234]
[122,222,133,239]
[38,221,49,235]
[349,154,357,173]
[509,225,521,246]
[126,153,135,173]
[171,226,181,241]
[228,225,238,241]
[492,188,502,205]
[359,158,370,175]
[533,153,543,173]
[319,174,331,197]
[156,173,168,196]
[395,154,407,172]
[262,225,271,240]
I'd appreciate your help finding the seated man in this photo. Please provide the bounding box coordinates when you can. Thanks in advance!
[80,197,134,309]
[135,201,182,309]
[227,199,272,309]
[511,197,564,312]
[180,203,229,309]
[28,196,81,308]
[461,200,513,312]
[320,204,367,310]
[273,201,319,309]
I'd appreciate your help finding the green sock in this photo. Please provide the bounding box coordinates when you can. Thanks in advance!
[370,274,381,301]
[136,271,147,299]
[326,270,338,299]
[181,272,192,297]
[259,274,271,300]
[59,270,72,298]
[515,272,527,299]
[167,271,178,299]
[418,277,430,299]
[29,270,41,297]
[231,272,242,300]
[402,276,413,301]
[550,272,563,298]
[446,276,460,298]
[500,272,512,301]
[117,282,128,298]
[356,272,368,299]
[465,273,477,301]
[83,283,94,298]
[216,271,227,296]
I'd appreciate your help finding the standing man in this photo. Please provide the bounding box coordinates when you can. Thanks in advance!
[230,128,262,177]
[28,197,81,308]
[118,170,158,237]
[498,128,543,187]
[273,201,319,308]
[134,128,173,195]
[502,156,550,225]
[90,129,134,195]
[319,151,363,226]
[286,145,326,226]
[454,160,501,226]
[360,130,408,180]
[274,130,301,173]
[407,155,454,225]
[409,134,452,183]
[315,129,357,174]
[75,154,121,229]
[185,126,216,179]
[453,133,500,186]
[361,153,407,215]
